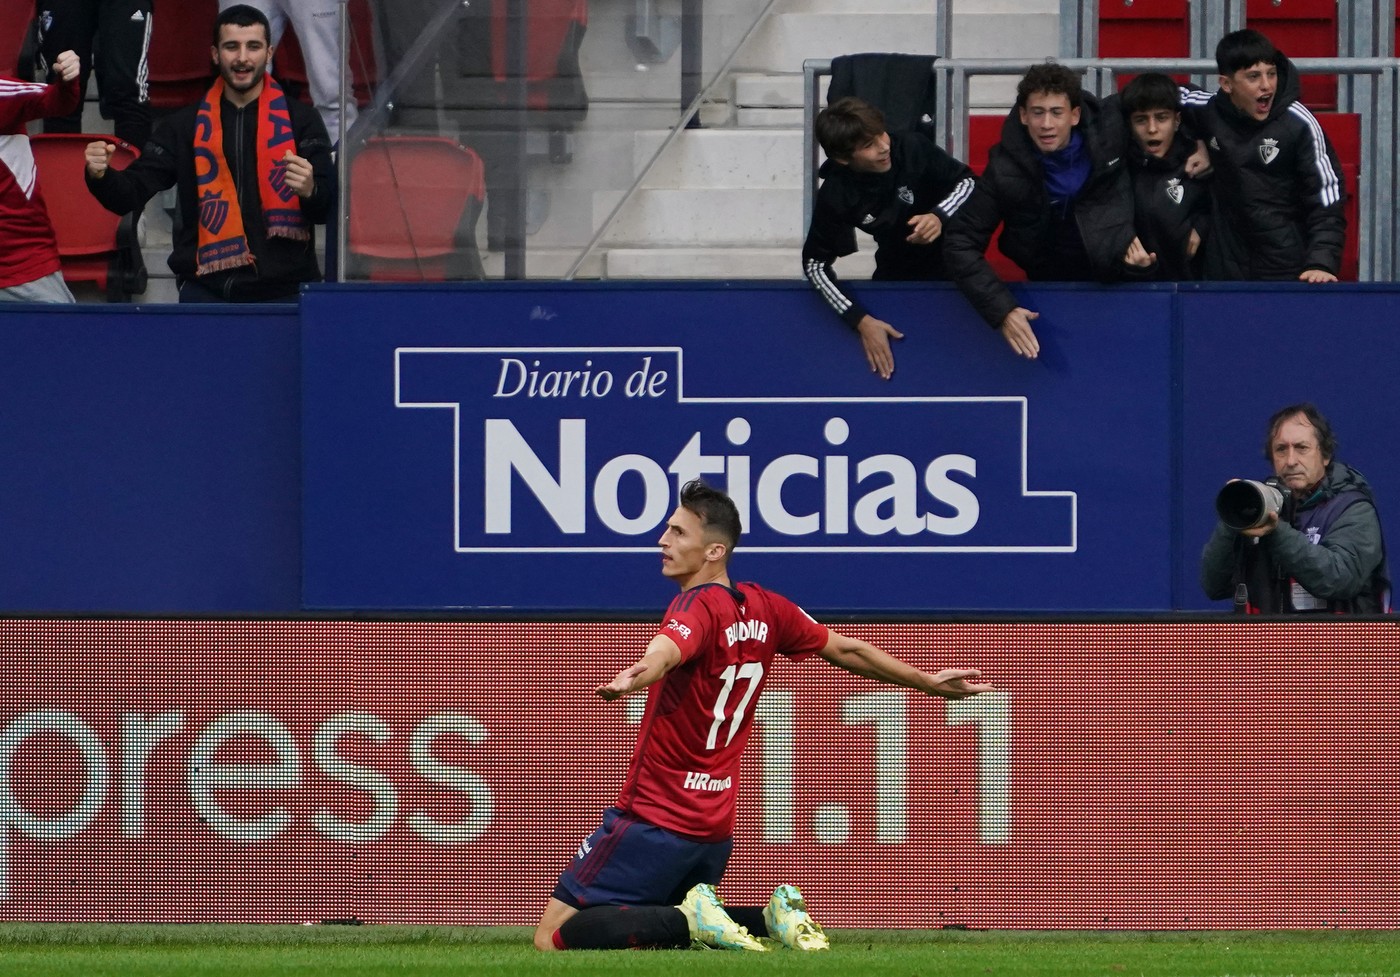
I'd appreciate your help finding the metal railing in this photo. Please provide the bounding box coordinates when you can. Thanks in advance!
[803,56,1400,281]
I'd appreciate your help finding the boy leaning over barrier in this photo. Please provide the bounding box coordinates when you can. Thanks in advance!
[802,96,976,380]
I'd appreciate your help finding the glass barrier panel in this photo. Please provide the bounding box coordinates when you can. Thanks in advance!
[344,0,780,282]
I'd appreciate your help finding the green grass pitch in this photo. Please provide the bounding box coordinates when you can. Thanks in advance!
[2,925,1398,977]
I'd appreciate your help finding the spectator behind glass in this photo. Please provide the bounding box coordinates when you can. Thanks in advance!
[83,4,333,303]
[1201,403,1390,614]
[1120,72,1210,280]
[1179,29,1345,282]
[217,0,357,146]
[36,0,153,149]
[373,0,589,254]
[0,49,82,303]
[943,62,1145,360]
[802,96,976,380]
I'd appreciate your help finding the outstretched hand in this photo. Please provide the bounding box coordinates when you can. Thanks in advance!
[927,668,995,699]
[1298,268,1338,283]
[999,307,1040,359]
[597,661,649,700]
[857,314,904,380]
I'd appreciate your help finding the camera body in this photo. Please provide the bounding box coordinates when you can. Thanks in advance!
[1215,478,1289,531]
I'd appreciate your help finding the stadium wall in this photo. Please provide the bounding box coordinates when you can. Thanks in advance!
[1,616,1396,927]
[3,282,1398,614]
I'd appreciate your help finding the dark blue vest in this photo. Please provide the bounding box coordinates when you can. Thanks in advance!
[1236,489,1391,613]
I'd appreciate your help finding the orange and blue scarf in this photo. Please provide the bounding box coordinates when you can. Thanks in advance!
[194,74,308,275]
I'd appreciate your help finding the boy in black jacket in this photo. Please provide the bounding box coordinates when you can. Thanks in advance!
[802,97,976,379]
[943,62,1147,360]
[1121,73,1210,280]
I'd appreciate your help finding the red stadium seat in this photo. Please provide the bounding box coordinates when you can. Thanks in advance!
[488,0,587,115]
[967,114,1026,283]
[1099,0,1190,87]
[1315,112,1359,282]
[1246,0,1337,110]
[30,133,148,301]
[348,136,486,281]
[147,0,217,111]
[0,4,32,77]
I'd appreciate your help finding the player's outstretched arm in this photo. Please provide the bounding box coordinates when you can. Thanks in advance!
[596,634,683,700]
[817,631,993,699]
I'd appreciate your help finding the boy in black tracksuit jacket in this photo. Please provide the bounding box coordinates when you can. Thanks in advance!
[802,96,976,379]
[1120,73,1210,280]
[1179,29,1345,282]
[36,0,153,148]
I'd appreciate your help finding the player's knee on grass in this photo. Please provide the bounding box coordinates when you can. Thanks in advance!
[554,905,691,950]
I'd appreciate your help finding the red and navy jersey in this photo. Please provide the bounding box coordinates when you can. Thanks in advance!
[616,581,829,841]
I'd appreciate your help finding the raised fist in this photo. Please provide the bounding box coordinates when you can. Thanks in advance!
[85,141,116,179]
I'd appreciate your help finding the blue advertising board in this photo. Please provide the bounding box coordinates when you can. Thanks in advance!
[301,282,1176,611]
[0,303,302,612]
[5,282,1397,614]
[1176,285,1400,610]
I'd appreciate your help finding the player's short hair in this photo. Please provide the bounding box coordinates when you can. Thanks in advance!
[215,3,272,45]
[1120,73,1181,117]
[1016,61,1082,110]
[679,479,742,553]
[816,97,887,161]
[1216,29,1280,76]
[1264,402,1337,463]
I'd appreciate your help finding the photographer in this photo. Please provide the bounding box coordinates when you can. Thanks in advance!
[1201,403,1390,613]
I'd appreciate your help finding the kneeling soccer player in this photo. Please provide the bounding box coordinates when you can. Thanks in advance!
[533,479,993,950]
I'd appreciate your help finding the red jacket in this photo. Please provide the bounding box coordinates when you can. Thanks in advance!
[0,75,79,289]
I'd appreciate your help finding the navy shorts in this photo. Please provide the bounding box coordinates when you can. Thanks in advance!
[552,807,733,909]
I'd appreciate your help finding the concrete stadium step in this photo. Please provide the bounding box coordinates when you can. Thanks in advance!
[733,73,806,110]
[734,107,805,128]
[732,74,805,131]
[775,0,955,12]
[634,128,804,188]
[480,248,605,280]
[730,0,1060,113]
[736,14,945,72]
[605,246,875,280]
[602,187,804,247]
[735,10,1058,70]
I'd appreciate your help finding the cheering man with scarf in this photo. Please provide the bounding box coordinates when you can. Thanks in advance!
[83,4,333,303]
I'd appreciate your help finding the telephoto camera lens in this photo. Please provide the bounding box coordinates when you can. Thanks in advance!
[1215,479,1284,531]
